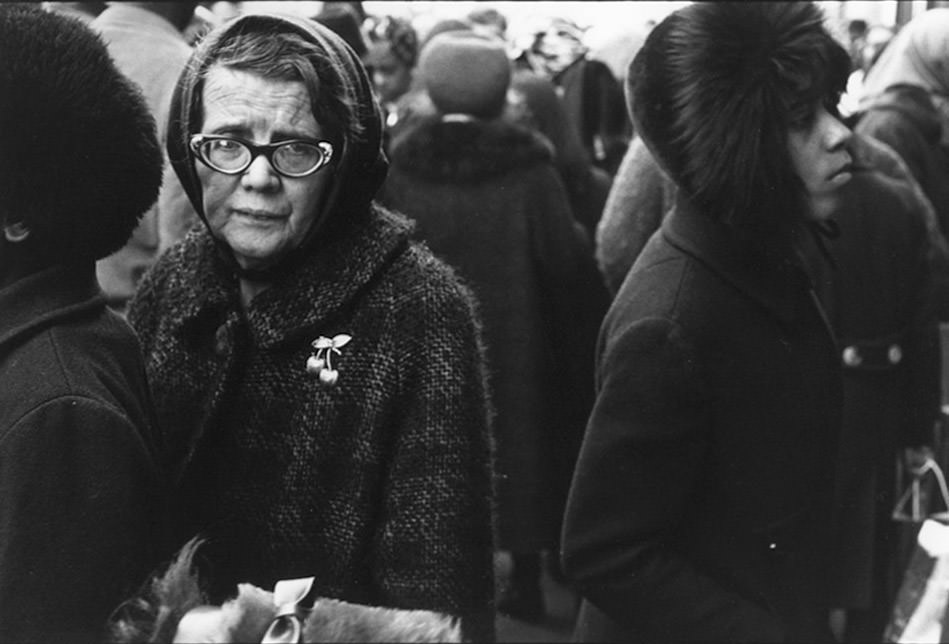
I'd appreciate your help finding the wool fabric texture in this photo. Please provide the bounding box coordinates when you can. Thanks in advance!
[128,208,496,642]
[0,4,161,264]
[418,32,511,118]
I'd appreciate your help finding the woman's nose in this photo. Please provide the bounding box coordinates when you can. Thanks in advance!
[240,153,280,190]
[824,112,852,152]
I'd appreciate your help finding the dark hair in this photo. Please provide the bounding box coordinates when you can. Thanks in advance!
[0,3,161,263]
[196,24,363,151]
[628,2,850,235]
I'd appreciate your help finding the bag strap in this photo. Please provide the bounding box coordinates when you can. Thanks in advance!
[893,458,949,522]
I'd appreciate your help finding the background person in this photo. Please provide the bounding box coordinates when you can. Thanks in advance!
[0,5,166,641]
[92,1,199,313]
[127,14,496,642]
[380,31,608,623]
[561,3,853,640]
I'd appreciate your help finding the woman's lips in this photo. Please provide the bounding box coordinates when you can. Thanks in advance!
[829,164,853,187]
[233,208,286,222]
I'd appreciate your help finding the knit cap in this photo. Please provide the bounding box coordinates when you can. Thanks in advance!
[417,31,511,118]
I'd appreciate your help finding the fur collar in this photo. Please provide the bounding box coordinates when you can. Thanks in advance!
[388,115,555,182]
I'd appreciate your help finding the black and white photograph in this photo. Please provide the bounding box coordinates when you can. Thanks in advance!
[1,1,948,641]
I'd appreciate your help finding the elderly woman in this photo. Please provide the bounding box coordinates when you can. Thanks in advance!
[127,13,495,642]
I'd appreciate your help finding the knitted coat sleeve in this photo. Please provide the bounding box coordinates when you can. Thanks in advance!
[374,252,496,643]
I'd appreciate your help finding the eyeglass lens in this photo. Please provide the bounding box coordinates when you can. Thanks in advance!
[200,139,327,176]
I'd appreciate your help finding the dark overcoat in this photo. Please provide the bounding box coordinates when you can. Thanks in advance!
[0,265,164,643]
[562,199,842,642]
[380,115,607,553]
[805,169,941,612]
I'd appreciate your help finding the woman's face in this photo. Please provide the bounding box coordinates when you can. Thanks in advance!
[787,104,853,221]
[197,65,333,271]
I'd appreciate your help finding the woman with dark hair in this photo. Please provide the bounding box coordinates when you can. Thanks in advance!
[127,14,495,642]
[0,5,165,642]
[561,3,855,641]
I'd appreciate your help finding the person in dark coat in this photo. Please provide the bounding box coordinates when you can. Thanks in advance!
[855,10,949,242]
[379,31,608,623]
[0,5,166,642]
[522,17,630,176]
[561,4,852,641]
[507,70,613,240]
[801,154,942,642]
[126,14,495,642]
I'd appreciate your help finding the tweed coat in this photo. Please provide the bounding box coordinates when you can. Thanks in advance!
[128,209,496,640]
[0,265,164,643]
[561,198,842,642]
[127,12,496,642]
[380,115,608,554]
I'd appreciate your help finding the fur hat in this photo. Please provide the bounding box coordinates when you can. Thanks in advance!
[0,4,161,263]
[627,2,850,233]
[418,32,511,119]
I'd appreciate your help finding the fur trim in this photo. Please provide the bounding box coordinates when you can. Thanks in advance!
[388,115,554,182]
[0,4,161,263]
[109,539,208,644]
[628,2,850,235]
[110,539,462,643]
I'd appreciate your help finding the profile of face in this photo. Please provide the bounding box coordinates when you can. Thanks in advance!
[787,104,853,221]
[370,51,413,104]
[196,65,333,271]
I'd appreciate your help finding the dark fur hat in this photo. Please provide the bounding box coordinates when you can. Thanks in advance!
[627,2,850,235]
[0,4,161,263]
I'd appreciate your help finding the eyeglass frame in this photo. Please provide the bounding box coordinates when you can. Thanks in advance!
[189,134,335,178]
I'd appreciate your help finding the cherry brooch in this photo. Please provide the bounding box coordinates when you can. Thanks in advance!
[306,334,351,387]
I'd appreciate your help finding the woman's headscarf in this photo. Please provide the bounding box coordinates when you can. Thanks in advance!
[166,13,388,281]
[861,8,949,100]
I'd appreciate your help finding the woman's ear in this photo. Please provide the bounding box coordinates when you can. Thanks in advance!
[3,221,30,243]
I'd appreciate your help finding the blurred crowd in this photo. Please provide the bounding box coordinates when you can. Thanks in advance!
[3,1,949,642]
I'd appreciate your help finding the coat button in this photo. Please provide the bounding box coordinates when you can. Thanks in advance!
[888,344,903,365]
[842,346,862,366]
[214,325,229,356]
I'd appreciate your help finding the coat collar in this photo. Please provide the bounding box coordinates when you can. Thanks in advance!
[0,264,104,352]
[170,205,413,349]
[662,198,814,326]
